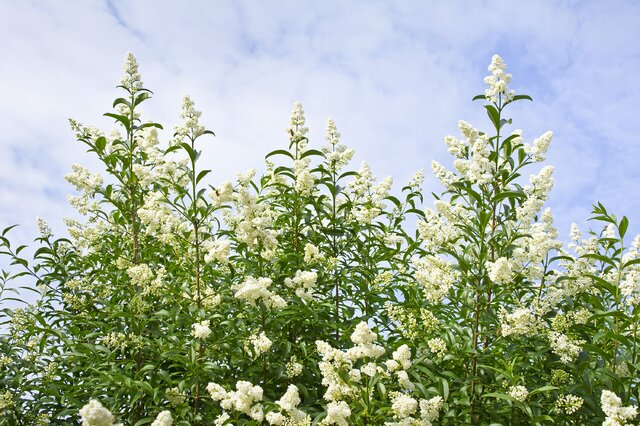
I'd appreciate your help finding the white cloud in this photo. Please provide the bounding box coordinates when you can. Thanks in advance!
[0,0,638,250]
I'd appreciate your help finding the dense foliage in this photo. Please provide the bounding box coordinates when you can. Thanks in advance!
[0,54,638,425]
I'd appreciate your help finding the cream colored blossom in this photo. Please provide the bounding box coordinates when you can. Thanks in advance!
[191,320,211,339]
[508,385,528,403]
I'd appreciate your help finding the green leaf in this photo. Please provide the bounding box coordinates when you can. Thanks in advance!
[484,105,501,131]
[512,94,533,102]
[104,112,131,132]
[619,216,629,238]
[266,149,295,160]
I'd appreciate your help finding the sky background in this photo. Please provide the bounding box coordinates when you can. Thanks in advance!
[1,0,639,254]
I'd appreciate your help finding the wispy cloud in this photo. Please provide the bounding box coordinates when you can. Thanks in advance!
[0,0,638,247]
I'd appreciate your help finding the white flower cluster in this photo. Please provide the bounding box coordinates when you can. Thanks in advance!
[201,288,222,309]
[284,270,318,300]
[524,131,553,162]
[288,102,309,144]
[431,161,458,188]
[209,181,234,207]
[499,307,538,337]
[207,381,265,423]
[233,276,286,309]
[555,394,584,415]
[407,168,425,190]
[65,164,104,195]
[127,264,154,287]
[36,217,52,239]
[174,95,205,140]
[346,322,386,361]
[79,400,122,426]
[414,255,459,303]
[100,331,142,350]
[322,401,351,426]
[621,267,640,307]
[487,257,513,284]
[247,331,272,357]
[191,320,211,339]
[138,191,186,244]
[120,51,143,94]
[266,385,311,425]
[508,385,528,403]
[385,394,443,426]
[601,390,638,425]
[347,162,393,225]
[427,338,447,357]
[451,123,493,185]
[286,356,304,378]
[323,119,355,172]
[294,157,315,196]
[150,411,173,426]
[224,186,278,250]
[203,239,230,264]
[64,217,110,251]
[548,331,584,364]
[513,208,562,280]
[315,322,385,403]
[484,54,514,104]
[303,243,324,263]
[517,166,554,225]
[417,201,465,250]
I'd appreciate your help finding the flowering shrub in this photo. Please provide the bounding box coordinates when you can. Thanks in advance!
[0,53,638,425]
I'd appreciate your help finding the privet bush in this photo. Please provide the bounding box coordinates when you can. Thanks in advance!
[0,53,638,426]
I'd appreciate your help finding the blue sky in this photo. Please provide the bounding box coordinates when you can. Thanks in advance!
[1,0,639,247]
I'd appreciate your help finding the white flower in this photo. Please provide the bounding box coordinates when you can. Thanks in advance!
[237,168,257,186]
[286,356,303,378]
[487,257,512,284]
[391,393,418,419]
[120,52,143,93]
[284,270,318,300]
[214,413,230,426]
[420,396,443,421]
[191,320,211,339]
[525,131,553,162]
[174,95,205,139]
[549,331,584,363]
[209,181,234,207]
[150,411,172,426]
[408,169,425,189]
[508,385,528,403]
[392,344,412,370]
[427,338,447,357]
[484,54,514,104]
[248,331,272,356]
[204,239,231,264]
[65,164,104,194]
[234,276,286,309]
[288,102,309,144]
[36,217,52,238]
[350,322,377,345]
[414,256,459,302]
[276,385,301,412]
[79,400,117,426]
[396,370,414,390]
[601,390,638,424]
[323,401,351,426]
[304,243,324,263]
[500,308,538,337]
[556,394,584,415]
[431,161,457,188]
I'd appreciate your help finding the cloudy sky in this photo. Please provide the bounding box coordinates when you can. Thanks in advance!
[1,0,639,251]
